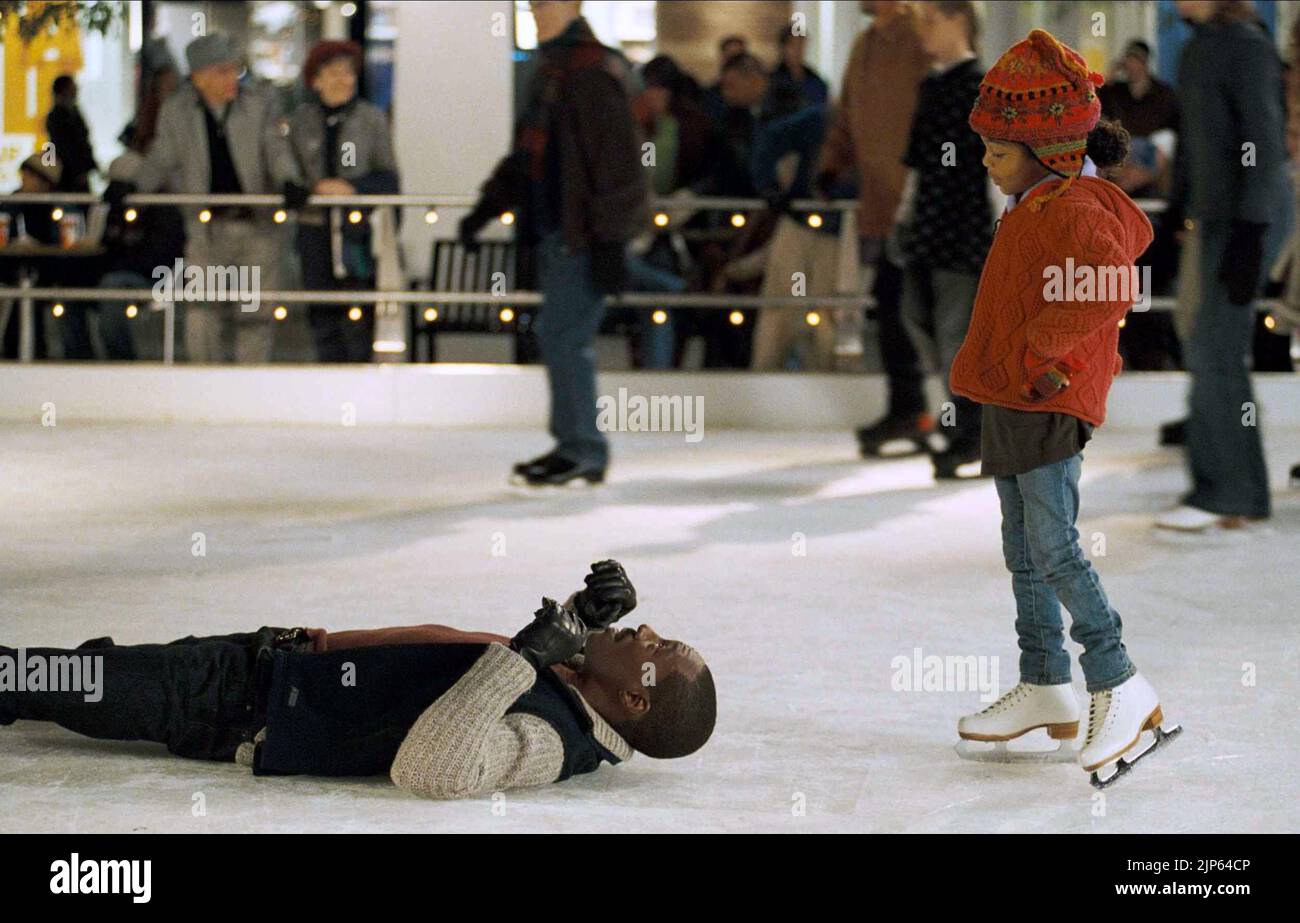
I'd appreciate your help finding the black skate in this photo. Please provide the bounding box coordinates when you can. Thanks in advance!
[1089,721,1183,789]
[510,451,605,488]
[856,411,934,459]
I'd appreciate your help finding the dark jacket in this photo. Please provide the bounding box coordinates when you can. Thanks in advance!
[473,17,649,249]
[252,643,622,779]
[1171,17,1286,225]
[46,101,97,191]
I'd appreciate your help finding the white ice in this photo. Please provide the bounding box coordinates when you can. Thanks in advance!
[1,422,1297,832]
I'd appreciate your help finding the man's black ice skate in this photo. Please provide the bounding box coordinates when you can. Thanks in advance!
[1158,418,1186,447]
[511,451,605,487]
[931,440,985,481]
[856,411,934,458]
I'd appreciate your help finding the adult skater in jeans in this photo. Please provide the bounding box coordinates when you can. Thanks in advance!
[459,0,649,487]
[950,30,1177,786]
[1,563,716,800]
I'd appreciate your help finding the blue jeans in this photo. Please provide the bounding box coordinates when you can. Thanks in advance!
[626,251,682,369]
[1184,220,1272,518]
[535,232,608,466]
[995,453,1136,692]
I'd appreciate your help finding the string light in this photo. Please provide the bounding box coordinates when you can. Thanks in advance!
[730,213,746,228]
[273,209,287,224]
[51,303,64,318]
[348,210,363,224]
[805,311,821,327]
[125,304,138,319]
[348,306,363,321]
[1263,314,1276,331]
[1118,318,1126,329]
[124,208,138,223]
[728,310,744,326]
[653,212,669,228]
[424,209,438,224]
[806,213,823,229]
[500,211,515,226]
[423,307,438,323]
[499,307,515,323]
[198,209,212,223]
[651,310,668,325]
[51,207,64,221]
[273,305,288,321]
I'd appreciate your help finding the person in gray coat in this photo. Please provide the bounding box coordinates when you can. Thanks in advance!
[117,33,304,364]
[1155,0,1290,532]
[287,40,400,362]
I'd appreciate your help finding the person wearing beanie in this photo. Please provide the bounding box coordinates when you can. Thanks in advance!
[117,32,304,364]
[286,40,400,363]
[949,29,1177,786]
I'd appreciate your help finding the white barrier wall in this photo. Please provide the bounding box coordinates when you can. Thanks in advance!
[2,365,1297,431]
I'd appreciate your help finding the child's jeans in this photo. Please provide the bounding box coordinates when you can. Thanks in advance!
[994,453,1136,692]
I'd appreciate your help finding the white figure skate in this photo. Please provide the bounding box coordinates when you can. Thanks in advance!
[1080,672,1182,789]
[954,681,1080,763]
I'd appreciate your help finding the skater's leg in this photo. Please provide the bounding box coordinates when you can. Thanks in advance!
[1017,454,1136,692]
[995,474,1071,685]
[0,634,268,760]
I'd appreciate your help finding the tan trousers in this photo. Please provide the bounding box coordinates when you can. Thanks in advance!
[182,218,282,364]
[752,216,846,371]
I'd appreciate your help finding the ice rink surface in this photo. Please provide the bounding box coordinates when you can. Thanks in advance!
[2,421,1298,833]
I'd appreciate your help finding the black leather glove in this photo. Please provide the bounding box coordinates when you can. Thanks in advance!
[103,180,135,207]
[458,205,494,254]
[509,597,589,671]
[591,240,627,295]
[1220,220,1266,306]
[572,560,637,631]
[282,181,311,210]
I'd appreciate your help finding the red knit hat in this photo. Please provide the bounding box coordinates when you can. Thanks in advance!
[969,29,1105,209]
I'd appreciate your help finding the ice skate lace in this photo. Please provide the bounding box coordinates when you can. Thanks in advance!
[977,682,1030,715]
[1085,690,1113,746]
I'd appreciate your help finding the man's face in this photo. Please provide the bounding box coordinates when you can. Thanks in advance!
[981,137,1046,197]
[312,56,357,108]
[531,0,581,43]
[582,624,705,705]
[782,35,805,68]
[720,38,745,64]
[191,60,240,107]
[1175,0,1215,23]
[720,67,766,108]
[1121,52,1149,83]
[917,5,962,58]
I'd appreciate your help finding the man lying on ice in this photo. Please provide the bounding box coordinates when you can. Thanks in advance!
[0,561,717,799]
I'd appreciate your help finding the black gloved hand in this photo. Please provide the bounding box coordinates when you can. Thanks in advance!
[282,181,311,210]
[509,597,589,671]
[591,240,627,295]
[103,180,136,207]
[458,205,493,254]
[1220,220,1266,306]
[572,560,637,631]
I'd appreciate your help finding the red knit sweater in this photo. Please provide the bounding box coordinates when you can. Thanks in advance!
[949,176,1153,426]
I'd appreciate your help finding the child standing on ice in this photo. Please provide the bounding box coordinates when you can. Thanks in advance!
[948,29,1175,785]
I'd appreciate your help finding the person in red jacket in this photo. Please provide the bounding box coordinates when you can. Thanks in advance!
[948,30,1179,787]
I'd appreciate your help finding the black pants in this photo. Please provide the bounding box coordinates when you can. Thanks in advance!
[871,249,926,419]
[0,627,288,762]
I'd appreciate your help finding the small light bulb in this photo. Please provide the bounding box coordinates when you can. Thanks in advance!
[499,307,515,323]
[274,305,288,321]
[125,304,139,319]
[653,212,669,227]
[124,208,138,223]
[348,306,363,321]
[51,207,64,221]
[273,209,287,224]
[500,211,515,226]
[1117,318,1127,329]
[651,310,668,325]
[1264,314,1276,331]
[341,1,357,16]
[198,209,212,224]
[730,213,746,228]
[348,210,363,225]
[728,310,744,326]
[52,303,64,318]
[805,311,821,327]
[423,307,438,323]
[424,209,438,224]
[807,213,823,229]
